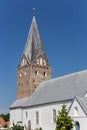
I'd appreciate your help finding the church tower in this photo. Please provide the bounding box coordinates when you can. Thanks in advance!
[17,12,52,99]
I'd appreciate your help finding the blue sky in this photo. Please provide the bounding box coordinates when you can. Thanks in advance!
[0,0,87,114]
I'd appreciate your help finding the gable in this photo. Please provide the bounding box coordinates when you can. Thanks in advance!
[19,55,28,67]
[68,98,86,117]
[33,55,48,67]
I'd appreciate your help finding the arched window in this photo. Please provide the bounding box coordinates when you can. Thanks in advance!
[43,72,47,77]
[53,109,56,123]
[25,111,28,118]
[36,111,39,125]
[35,70,39,75]
[76,122,80,130]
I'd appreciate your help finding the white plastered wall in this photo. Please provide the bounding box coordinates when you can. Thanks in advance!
[22,102,71,130]
[10,108,23,127]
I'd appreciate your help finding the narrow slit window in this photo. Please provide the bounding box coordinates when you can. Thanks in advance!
[36,111,39,125]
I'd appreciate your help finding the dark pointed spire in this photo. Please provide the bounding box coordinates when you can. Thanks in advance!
[23,11,49,65]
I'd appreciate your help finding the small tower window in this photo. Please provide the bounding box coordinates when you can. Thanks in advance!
[24,71,27,75]
[43,72,47,77]
[35,70,39,75]
[26,81,28,85]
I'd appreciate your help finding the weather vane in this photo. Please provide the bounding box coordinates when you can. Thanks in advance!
[33,8,36,16]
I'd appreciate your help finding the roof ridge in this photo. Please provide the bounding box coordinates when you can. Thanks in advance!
[51,69,87,81]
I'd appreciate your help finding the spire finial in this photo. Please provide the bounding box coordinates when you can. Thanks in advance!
[33,8,36,16]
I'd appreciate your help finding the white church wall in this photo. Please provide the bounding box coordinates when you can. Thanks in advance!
[22,101,71,130]
[73,117,87,130]
[10,108,23,127]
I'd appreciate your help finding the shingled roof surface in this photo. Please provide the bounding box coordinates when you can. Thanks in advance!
[23,16,49,65]
[10,70,87,108]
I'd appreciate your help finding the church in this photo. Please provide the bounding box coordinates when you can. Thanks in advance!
[10,12,87,130]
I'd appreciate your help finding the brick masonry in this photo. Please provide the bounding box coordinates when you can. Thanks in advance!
[17,56,51,99]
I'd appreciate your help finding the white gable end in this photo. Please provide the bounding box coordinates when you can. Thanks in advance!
[69,98,86,117]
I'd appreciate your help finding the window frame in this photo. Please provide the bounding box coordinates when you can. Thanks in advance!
[76,121,80,130]
[53,109,56,123]
[36,111,39,125]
